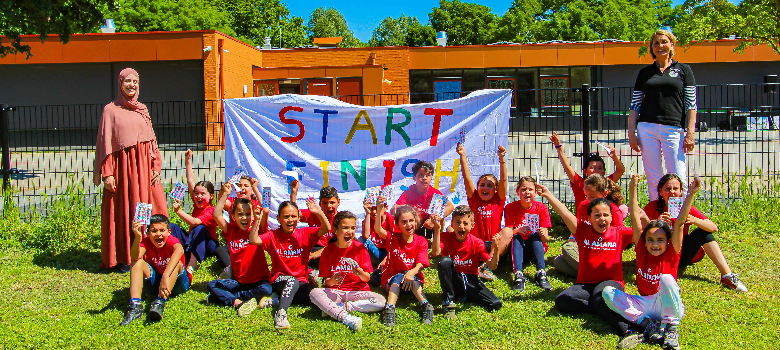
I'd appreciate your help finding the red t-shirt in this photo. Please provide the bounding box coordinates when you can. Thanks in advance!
[643,201,708,236]
[300,209,337,246]
[140,234,192,284]
[439,231,492,275]
[395,185,443,225]
[222,221,271,284]
[318,240,374,291]
[504,200,552,252]
[571,173,620,208]
[635,241,681,296]
[576,200,625,227]
[191,205,217,240]
[260,227,320,283]
[381,229,430,287]
[468,193,506,242]
[362,212,394,250]
[574,222,633,286]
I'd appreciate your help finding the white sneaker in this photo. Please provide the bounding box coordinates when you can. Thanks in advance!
[235,298,258,317]
[259,296,273,309]
[274,309,290,329]
[720,273,748,292]
[219,266,233,280]
[341,314,362,332]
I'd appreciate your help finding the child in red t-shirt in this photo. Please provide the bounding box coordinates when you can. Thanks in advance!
[170,149,230,273]
[392,160,454,240]
[456,142,511,281]
[309,211,387,332]
[431,205,502,318]
[502,176,553,292]
[537,184,635,338]
[361,197,394,267]
[603,174,699,349]
[375,200,432,327]
[550,131,625,207]
[204,183,273,318]
[223,175,262,212]
[250,198,331,330]
[643,173,747,292]
[120,215,191,325]
[290,182,339,273]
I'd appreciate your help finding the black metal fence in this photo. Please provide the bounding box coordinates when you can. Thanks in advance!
[2,84,779,216]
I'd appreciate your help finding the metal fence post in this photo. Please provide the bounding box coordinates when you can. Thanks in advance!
[0,104,11,192]
[581,84,591,157]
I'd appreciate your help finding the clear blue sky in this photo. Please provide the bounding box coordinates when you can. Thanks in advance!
[283,0,738,42]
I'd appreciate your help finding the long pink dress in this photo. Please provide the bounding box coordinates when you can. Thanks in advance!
[95,68,168,269]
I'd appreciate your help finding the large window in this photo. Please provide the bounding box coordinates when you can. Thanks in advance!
[434,80,462,101]
[487,77,516,107]
[254,80,277,97]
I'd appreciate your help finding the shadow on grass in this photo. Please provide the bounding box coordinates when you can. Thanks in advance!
[32,249,104,273]
[87,287,129,316]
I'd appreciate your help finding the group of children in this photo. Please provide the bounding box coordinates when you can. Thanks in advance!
[118,135,747,349]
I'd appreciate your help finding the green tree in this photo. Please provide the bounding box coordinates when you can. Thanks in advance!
[306,7,362,48]
[212,0,307,48]
[494,0,543,43]
[1,0,115,58]
[105,0,235,35]
[369,15,435,47]
[429,0,499,46]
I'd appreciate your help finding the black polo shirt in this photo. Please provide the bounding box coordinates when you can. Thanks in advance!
[634,60,696,128]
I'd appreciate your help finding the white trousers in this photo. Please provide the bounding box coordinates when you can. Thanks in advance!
[637,122,687,201]
[603,274,685,326]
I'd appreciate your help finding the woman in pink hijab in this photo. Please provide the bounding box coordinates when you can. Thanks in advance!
[95,68,168,271]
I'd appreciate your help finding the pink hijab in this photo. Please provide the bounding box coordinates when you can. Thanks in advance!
[93,68,158,185]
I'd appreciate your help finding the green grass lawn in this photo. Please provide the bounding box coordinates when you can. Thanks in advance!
[1,223,778,349]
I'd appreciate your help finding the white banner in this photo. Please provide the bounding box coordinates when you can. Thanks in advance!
[224,89,511,227]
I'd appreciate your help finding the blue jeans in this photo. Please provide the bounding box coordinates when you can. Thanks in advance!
[143,263,190,298]
[169,224,220,264]
[207,278,273,307]
[511,233,546,273]
[385,272,422,292]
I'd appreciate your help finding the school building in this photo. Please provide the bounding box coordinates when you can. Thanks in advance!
[2,30,779,145]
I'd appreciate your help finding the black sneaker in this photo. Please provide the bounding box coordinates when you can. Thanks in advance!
[120,302,143,326]
[639,318,663,344]
[115,263,131,273]
[618,331,644,349]
[443,301,457,319]
[148,299,165,321]
[535,270,552,290]
[421,303,434,325]
[663,325,681,350]
[383,307,396,327]
[513,272,526,292]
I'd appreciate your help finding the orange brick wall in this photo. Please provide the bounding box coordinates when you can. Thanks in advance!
[262,47,411,95]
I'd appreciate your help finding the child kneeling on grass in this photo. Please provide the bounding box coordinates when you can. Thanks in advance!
[431,205,502,318]
[309,211,386,332]
[605,174,698,350]
[375,200,433,327]
[121,215,192,325]
[205,183,273,318]
[250,198,331,330]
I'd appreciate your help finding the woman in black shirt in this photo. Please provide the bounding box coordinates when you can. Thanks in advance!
[628,29,697,201]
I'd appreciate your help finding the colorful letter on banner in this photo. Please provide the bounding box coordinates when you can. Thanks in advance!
[223,89,511,227]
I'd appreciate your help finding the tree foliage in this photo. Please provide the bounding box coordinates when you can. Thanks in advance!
[369,15,435,47]
[306,7,362,48]
[0,0,115,58]
[105,0,235,35]
[429,0,498,46]
[211,0,307,48]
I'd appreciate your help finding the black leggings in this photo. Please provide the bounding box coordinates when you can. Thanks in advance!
[556,281,633,335]
[679,228,716,271]
[214,246,231,270]
[272,276,314,311]
[438,257,502,311]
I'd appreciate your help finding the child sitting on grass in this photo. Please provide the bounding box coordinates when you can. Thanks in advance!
[375,199,433,327]
[550,131,625,208]
[250,198,331,330]
[205,183,273,318]
[120,215,191,325]
[309,211,386,332]
[170,149,230,273]
[392,160,454,240]
[361,196,394,268]
[456,142,512,280]
[501,176,552,292]
[290,183,340,273]
[431,205,502,318]
[603,174,698,350]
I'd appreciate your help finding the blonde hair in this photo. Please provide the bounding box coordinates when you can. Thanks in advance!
[649,29,676,59]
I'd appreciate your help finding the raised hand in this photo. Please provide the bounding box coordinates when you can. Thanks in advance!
[549,132,561,147]
[172,199,182,212]
[456,142,466,157]
[132,220,144,237]
[497,144,507,158]
[306,197,322,215]
[185,149,193,163]
[688,176,701,194]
